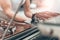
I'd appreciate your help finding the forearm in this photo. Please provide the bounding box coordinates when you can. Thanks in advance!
[4,9,28,22]
[0,0,29,22]
[24,0,33,18]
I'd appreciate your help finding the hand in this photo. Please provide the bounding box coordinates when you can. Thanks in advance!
[35,11,60,20]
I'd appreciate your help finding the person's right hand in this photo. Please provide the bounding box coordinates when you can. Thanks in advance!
[35,11,60,20]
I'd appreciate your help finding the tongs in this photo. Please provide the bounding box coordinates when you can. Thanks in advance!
[1,0,24,40]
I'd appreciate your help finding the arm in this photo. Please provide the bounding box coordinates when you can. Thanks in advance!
[0,0,28,22]
[24,0,32,18]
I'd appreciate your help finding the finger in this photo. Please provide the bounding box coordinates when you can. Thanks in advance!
[38,13,52,19]
[39,17,47,20]
[44,12,60,17]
